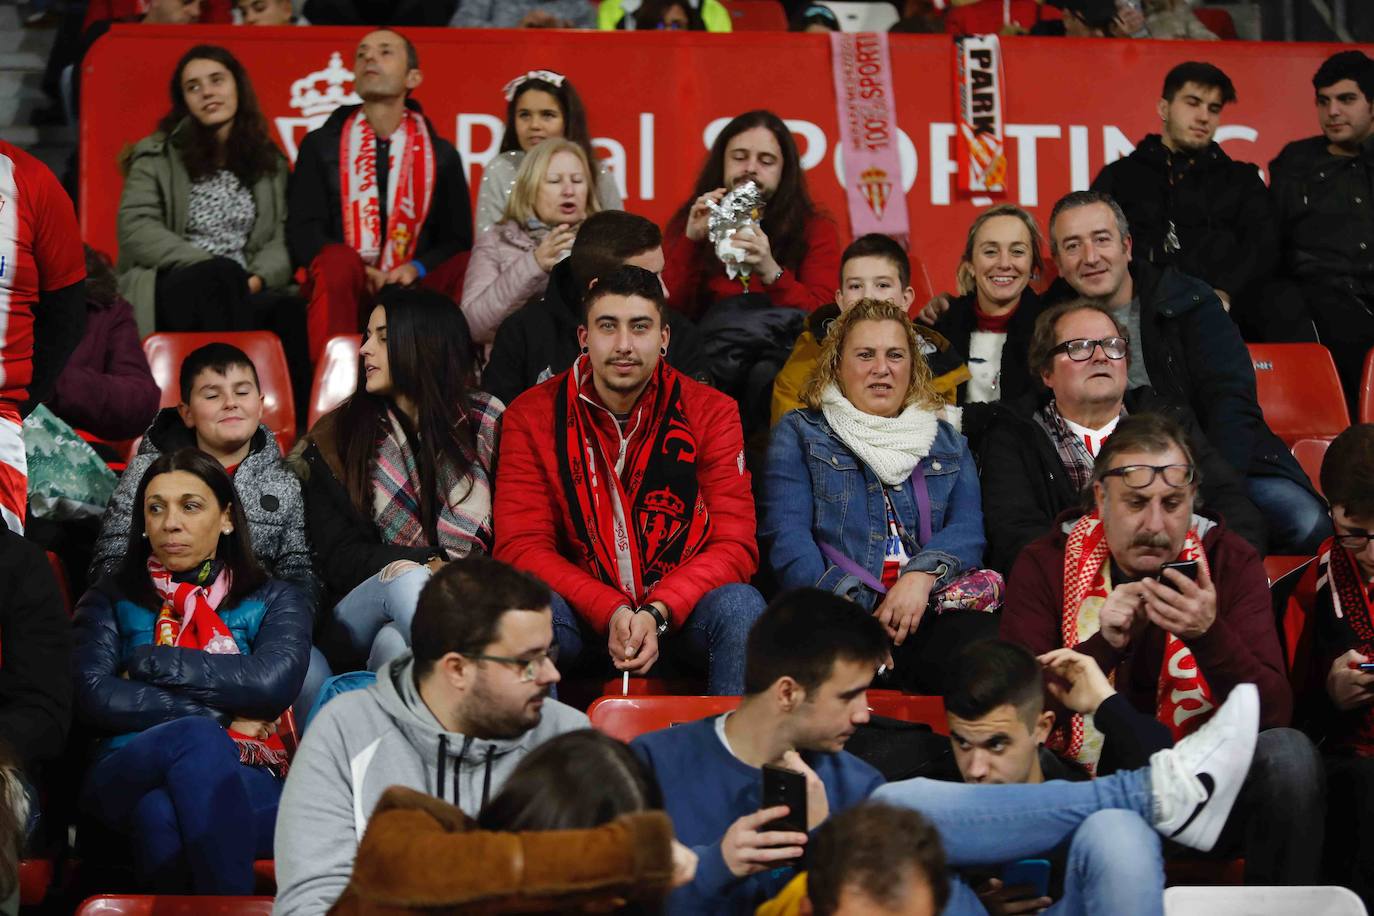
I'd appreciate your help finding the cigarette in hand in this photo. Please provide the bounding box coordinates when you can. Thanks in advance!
[622,670,630,695]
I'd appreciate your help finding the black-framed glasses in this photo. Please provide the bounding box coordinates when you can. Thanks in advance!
[1337,530,1373,551]
[1049,337,1128,361]
[467,645,561,682]
[1101,464,1196,488]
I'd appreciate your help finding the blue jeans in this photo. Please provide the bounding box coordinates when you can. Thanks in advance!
[81,717,281,894]
[874,771,1163,916]
[332,565,431,671]
[550,583,765,695]
[293,647,333,725]
[1247,474,1332,555]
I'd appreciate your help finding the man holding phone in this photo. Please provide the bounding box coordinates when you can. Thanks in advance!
[1001,412,1324,884]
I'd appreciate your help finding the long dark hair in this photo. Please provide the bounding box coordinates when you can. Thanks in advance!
[478,730,663,831]
[117,448,267,610]
[670,110,818,271]
[627,0,706,29]
[158,44,280,186]
[336,287,478,543]
[498,74,598,175]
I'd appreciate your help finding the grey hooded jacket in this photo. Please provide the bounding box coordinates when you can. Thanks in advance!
[271,653,588,916]
[89,408,315,601]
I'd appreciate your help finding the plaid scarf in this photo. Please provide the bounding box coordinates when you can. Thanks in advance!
[148,558,290,777]
[1052,510,1217,772]
[1315,537,1374,756]
[370,398,498,560]
[553,357,711,605]
[1033,399,1122,495]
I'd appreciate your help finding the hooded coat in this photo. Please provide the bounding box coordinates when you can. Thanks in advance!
[272,653,588,916]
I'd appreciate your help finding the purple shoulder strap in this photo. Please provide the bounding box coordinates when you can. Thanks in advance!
[818,460,933,595]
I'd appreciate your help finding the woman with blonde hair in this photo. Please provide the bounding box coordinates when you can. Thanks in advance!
[461,138,600,356]
[761,300,998,692]
[930,203,1048,406]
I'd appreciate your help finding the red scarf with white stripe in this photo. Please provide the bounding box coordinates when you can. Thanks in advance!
[148,558,290,776]
[339,108,435,271]
[1052,511,1217,772]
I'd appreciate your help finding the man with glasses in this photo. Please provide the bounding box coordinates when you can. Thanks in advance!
[1001,412,1324,884]
[1046,189,1328,555]
[273,555,587,916]
[978,299,1264,572]
[1306,423,1374,906]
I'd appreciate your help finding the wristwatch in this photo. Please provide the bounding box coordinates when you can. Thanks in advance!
[635,604,669,637]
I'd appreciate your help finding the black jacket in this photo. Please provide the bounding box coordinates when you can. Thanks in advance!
[1092,135,1276,300]
[932,287,1047,405]
[978,386,1268,574]
[1269,135,1374,296]
[286,103,472,272]
[0,529,72,776]
[1045,260,1310,493]
[482,258,710,408]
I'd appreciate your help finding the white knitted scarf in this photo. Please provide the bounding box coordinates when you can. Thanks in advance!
[819,383,940,485]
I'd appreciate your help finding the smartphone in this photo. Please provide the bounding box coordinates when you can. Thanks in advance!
[761,764,807,834]
[1000,858,1052,901]
[1359,663,1374,673]
[1160,560,1199,590]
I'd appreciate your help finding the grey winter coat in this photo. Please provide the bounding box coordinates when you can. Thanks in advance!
[272,653,588,916]
[115,121,292,335]
[89,408,315,601]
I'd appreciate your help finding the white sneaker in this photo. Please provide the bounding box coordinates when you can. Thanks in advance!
[1149,683,1258,852]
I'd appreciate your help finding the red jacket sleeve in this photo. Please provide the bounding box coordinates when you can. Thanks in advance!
[765,217,840,314]
[493,393,633,634]
[1187,532,1293,728]
[662,220,706,320]
[644,388,759,624]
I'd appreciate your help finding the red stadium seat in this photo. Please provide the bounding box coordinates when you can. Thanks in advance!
[306,335,360,430]
[1193,6,1239,39]
[588,692,947,742]
[1360,348,1374,424]
[253,860,276,895]
[76,896,274,915]
[1291,438,1332,497]
[142,332,296,455]
[1247,343,1350,445]
[19,858,52,906]
[719,0,788,30]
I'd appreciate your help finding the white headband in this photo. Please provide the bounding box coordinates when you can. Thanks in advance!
[502,70,568,102]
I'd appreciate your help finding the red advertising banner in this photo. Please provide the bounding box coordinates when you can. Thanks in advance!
[83,26,1364,293]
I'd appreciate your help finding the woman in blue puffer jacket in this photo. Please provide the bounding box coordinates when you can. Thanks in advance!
[761,299,999,692]
[72,447,310,895]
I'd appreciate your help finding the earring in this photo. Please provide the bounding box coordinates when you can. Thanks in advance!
[659,347,668,357]
[140,531,148,539]
[581,346,589,354]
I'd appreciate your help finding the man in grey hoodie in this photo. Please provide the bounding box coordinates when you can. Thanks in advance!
[272,555,588,916]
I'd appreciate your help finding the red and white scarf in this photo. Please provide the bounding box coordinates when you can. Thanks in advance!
[148,558,290,776]
[1315,538,1374,756]
[339,108,436,271]
[1054,511,1217,772]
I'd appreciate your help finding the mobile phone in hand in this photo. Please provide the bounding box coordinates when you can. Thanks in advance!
[1159,559,1199,590]
[761,764,807,834]
[1001,858,1052,901]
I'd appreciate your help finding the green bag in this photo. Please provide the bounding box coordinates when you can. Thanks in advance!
[22,405,116,521]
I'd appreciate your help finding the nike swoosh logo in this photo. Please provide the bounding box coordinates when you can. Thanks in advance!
[1166,773,1216,839]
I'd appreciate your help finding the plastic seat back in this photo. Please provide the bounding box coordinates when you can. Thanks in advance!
[142,332,296,454]
[1163,885,1366,915]
[76,896,275,915]
[1247,343,1350,444]
[1291,437,1332,497]
[1192,7,1238,39]
[718,0,787,30]
[822,1,900,31]
[1360,348,1374,424]
[307,335,361,430]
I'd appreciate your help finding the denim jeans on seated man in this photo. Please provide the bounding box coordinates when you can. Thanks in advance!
[875,772,1165,916]
[550,584,765,695]
[1247,474,1334,556]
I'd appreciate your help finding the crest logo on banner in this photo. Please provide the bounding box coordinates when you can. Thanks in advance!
[954,35,1008,195]
[638,488,688,569]
[274,52,362,160]
[829,31,910,244]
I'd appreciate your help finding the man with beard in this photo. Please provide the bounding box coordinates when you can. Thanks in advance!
[662,111,840,430]
[494,265,766,696]
[272,556,587,916]
[286,29,472,358]
[1001,412,1324,885]
[1091,62,1276,329]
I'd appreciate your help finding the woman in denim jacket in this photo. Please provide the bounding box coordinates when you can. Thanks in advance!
[761,300,997,690]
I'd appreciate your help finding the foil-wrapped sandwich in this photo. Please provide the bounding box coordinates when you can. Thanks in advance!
[706,180,764,282]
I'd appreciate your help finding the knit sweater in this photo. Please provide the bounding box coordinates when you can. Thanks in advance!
[89,408,315,601]
[631,715,883,914]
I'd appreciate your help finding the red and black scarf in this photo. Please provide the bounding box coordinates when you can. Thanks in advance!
[553,357,711,606]
[1316,537,1374,755]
